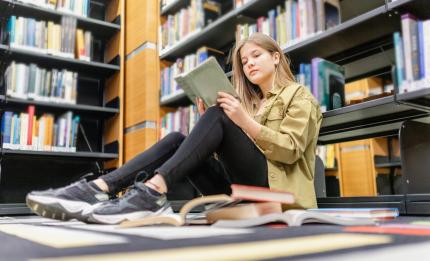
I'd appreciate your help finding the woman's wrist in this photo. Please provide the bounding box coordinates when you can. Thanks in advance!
[242,115,261,139]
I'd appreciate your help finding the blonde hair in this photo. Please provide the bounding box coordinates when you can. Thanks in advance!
[232,33,296,115]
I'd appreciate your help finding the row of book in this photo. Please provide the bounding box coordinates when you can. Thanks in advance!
[296,58,345,112]
[394,13,430,93]
[159,105,199,139]
[236,0,341,48]
[160,46,224,100]
[316,144,336,169]
[17,0,91,18]
[5,61,78,104]
[1,106,80,152]
[160,0,222,51]
[5,16,92,61]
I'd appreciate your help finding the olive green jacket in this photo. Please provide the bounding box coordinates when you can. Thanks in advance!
[254,82,322,209]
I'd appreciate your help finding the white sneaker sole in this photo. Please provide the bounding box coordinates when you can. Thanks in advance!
[89,206,174,225]
[26,194,103,221]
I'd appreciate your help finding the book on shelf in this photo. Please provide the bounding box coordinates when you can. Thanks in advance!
[311,58,345,112]
[297,58,345,111]
[160,0,224,50]
[307,208,400,220]
[160,46,224,100]
[159,105,199,139]
[236,0,341,48]
[17,0,90,17]
[5,61,78,104]
[211,209,376,228]
[174,56,237,108]
[1,106,80,152]
[395,13,430,93]
[4,15,92,61]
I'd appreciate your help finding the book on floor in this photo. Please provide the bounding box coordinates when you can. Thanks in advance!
[231,184,295,204]
[119,194,237,227]
[119,184,295,227]
[307,208,400,220]
[211,209,376,228]
[174,56,238,108]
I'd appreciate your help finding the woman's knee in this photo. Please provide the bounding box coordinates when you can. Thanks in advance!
[164,131,186,144]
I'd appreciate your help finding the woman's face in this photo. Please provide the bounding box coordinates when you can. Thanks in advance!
[240,42,279,86]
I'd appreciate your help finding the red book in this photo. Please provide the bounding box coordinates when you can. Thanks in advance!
[27,105,35,145]
[231,184,295,204]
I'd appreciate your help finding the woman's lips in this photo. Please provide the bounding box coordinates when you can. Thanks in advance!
[250,69,258,75]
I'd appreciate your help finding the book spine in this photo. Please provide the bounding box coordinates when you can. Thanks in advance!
[393,32,405,90]
[27,105,35,145]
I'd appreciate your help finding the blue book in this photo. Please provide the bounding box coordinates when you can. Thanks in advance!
[2,111,13,145]
[6,16,16,45]
[27,18,36,47]
[13,115,20,145]
[393,32,405,88]
[291,1,297,39]
[418,21,425,79]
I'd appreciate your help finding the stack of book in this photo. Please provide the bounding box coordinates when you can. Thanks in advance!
[5,15,92,61]
[160,46,224,100]
[5,61,78,104]
[1,106,80,152]
[236,0,341,48]
[394,13,430,93]
[159,0,222,51]
[159,105,199,139]
[17,0,91,17]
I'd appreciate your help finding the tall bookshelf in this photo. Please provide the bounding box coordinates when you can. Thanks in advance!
[158,0,430,212]
[0,0,124,214]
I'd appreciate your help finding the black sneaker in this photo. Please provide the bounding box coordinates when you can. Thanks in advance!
[89,183,173,225]
[26,180,110,222]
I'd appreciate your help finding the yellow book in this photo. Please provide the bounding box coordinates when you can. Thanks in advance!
[75,29,85,59]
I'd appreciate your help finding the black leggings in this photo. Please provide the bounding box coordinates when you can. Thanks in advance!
[101,106,268,195]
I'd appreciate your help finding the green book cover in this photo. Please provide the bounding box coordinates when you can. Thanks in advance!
[174,56,237,108]
[317,59,345,111]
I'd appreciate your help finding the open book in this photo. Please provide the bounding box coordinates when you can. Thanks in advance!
[119,184,295,228]
[174,56,238,108]
[119,194,235,228]
[211,209,376,228]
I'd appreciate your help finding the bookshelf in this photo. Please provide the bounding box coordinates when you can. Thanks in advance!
[158,0,430,213]
[0,0,124,214]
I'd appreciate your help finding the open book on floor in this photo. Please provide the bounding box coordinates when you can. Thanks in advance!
[174,56,238,108]
[119,184,295,228]
[211,209,376,228]
[119,195,284,228]
[307,208,399,220]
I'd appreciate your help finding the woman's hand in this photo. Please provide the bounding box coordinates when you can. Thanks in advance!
[217,92,262,139]
[196,97,206,116]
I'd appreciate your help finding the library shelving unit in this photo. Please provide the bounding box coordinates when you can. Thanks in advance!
[0,0,124,215]
[159,0,430,214]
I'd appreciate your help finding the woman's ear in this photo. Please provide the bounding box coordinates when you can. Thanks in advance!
[273,52,280,66]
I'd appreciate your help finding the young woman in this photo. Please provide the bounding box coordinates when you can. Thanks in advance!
[26,33,322,224]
